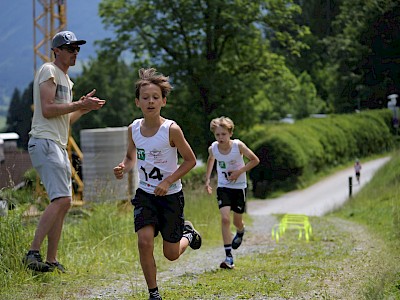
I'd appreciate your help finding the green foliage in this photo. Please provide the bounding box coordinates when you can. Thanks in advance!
[71,56,140,144]
[162,218,358,299]
[0,188,221,299]
[323,0,400,112]
[293,72,326,119]
[334,151,400,241]
[250,124,308,196]
[0,115,7,132]
[164,152,400,299]
[331,151,400,298]
[287,122,325,172]
[6,85,33,149]
[253,64,326,122]
[250,110,394,198]
[0,210,32,289]
[290,0,400,114]
[10,0,400,157]
[2,154,400,298]
[0,188,39,291]
[97,0,310,159]
[22,168,37,184]
[182,165,206,190]
[0,181,36,208]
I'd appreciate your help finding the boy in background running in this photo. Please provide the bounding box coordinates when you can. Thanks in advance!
[204,116,259,269]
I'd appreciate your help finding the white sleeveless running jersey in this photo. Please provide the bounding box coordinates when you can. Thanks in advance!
[131,118,182,195]
[211,139,247,189]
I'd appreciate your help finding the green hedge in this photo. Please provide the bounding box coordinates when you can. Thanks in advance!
[250,109,394,198]
[182,164,207,190]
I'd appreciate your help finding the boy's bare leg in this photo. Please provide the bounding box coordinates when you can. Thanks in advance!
[137,225,157,289]
[219,206,235,269]
[163,237,189,261]
[232,212,245,250]
[220,206,232,244]
[233,212,244,232]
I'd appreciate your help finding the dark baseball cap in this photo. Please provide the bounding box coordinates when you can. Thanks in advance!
[51,31,86,49]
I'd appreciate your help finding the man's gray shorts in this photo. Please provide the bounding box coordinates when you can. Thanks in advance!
[28,137,72,201]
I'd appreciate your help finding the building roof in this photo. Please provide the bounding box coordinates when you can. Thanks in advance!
[0,132,19,140]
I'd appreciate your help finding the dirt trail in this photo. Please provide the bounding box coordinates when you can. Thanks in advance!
[84,215,279,299]
[84,157,390,299]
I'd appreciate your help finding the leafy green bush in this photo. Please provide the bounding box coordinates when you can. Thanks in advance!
[250,126,308,196]
[250,109,394,198]
[182,165,207,189]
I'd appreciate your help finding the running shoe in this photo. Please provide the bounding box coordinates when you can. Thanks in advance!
[149,291,162,300]
[183,220,202,250]
[232,231,244,250]
[220,256,235,269]
[23,251,50,272]
[46,261,66,273]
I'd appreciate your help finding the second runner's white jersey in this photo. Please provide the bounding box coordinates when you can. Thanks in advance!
[211,139,247,189]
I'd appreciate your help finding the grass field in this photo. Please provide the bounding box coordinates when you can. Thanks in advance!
[1,152,400,299]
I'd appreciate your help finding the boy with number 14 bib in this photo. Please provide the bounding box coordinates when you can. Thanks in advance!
[114,68,201,300]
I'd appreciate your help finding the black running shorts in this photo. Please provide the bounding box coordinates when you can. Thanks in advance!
[216,187,247,213]
[131,188,185,243]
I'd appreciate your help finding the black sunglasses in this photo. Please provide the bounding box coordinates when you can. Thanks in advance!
[59,45,80,53]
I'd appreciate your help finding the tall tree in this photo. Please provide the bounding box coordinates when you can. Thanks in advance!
[6,84,33,149]
[98,0,310,158]
[325,0,400,112]
[290,0,343,112]
[6,88,21,131]
[71,54,139,144]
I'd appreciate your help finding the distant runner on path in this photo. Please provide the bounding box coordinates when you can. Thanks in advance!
[354,159,362,184]
[247,157,390,217]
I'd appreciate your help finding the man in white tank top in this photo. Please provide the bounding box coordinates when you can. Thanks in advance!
[205,117,259,269]
[114,68,201,300]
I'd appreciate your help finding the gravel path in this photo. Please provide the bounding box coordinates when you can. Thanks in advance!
[84,214,279,299]
[84,157,390,299]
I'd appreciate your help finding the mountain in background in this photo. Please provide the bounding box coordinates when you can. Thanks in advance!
[0,0,113,106]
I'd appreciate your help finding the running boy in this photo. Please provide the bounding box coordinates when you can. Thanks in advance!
[354,159,362,184]
[205,116,259,269]
[113,68,201,300]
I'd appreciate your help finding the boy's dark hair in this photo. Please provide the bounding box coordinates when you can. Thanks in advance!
[135,68,172,99]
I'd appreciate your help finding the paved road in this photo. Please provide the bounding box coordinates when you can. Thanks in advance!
[247,157,391,217]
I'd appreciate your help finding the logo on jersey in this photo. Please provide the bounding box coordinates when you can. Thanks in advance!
[150,148,167,164]
[218,161,226,169]
[150,149,161,158]
[229,160,238,166]
[137,148,145,160]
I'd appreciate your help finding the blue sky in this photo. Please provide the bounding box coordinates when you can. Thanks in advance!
[0,1,113,103]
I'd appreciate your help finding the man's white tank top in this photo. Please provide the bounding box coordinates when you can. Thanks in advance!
[131,118,182,195]
[211,139,247,189]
